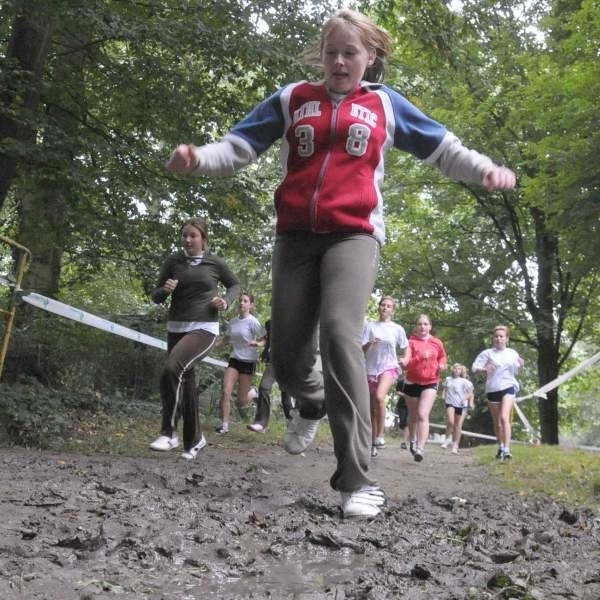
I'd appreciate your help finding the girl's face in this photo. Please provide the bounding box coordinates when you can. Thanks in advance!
[415,317,431,337]
[239,294,253,315]
[181,224,204,255]
[493,329,508,349]
[322,24,374,94]
[378,298,395,320]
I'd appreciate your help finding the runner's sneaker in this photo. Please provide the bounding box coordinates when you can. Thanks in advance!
[451,445,459,455]
[247,423,266,433]
[284,414,319,454]
[341,485,386,518]
[495,447,503,459]
[440,439,449,449]
[373,436,386,449]
[413,448,424,462]
[409,441,416,455]
[371,445,378,458]
[181,436,207,460]
[149,435,179,451]
[400,442,408,450]
[214,425,229,435]
[501,450,512,461]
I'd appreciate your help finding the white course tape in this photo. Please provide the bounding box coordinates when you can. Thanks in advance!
[517,349,600,402]
[15,289,228,368]
[512,401,540,441]
[429,422,527,445]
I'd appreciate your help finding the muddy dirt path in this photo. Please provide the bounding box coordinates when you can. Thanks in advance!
[0,437,598,599]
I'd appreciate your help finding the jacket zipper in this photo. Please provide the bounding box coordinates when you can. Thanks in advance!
[309,98,341,231]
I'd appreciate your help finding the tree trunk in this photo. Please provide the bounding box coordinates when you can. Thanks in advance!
[537,373,560,445]
[19,25,89,298]
[19,187,66,297]
[0,1,55,211]
[531,207,560,444]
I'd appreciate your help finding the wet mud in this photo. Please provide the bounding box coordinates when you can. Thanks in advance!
[0,439,598,599]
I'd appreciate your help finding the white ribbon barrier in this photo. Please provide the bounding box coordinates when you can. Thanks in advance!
[512,401,541,441]
[516,349,600,402]
[429,422,528,445]
[7,284,227,368]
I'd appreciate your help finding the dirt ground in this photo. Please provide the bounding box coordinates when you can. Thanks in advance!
[0,433,599,600]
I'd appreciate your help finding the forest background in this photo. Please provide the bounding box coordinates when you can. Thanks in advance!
[0,0,598,449]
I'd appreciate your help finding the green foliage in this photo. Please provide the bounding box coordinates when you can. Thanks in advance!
[558,356,600,446]
[0,382,112,448]
[369,0,600,442]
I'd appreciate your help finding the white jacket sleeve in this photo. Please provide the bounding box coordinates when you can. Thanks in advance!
[191,136,256,177]
[425,132,495,185]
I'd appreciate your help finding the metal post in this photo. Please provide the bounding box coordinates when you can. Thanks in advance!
[0,235,32,380]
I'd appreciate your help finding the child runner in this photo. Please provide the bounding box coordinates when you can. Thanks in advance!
[247,319,295,433]
[441,363,474,454]
[403,314,448,462]
[149,218,240,459]
[472,325,524,460]
[166,9,516,517]
[395,382,411,450]
[362,296,410,457]
[215,292,266,434]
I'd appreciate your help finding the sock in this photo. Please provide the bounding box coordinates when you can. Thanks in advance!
[222,421,229,431]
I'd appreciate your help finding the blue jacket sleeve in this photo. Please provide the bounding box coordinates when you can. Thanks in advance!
[381,85,447,159]
[228,87,286,157]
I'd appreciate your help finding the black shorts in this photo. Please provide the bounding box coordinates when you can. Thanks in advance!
[486,386,516,403]
[402,382,438,398]
[228,357,257,376]
[445,404,464,416]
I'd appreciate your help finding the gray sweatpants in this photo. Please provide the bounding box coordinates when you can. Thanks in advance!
[270,232,380,493]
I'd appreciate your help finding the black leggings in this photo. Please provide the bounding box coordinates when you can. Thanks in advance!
[159,329,217,451]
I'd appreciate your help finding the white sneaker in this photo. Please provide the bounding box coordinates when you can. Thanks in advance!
[440,438,449,449]
[451,444,459,454]
[149,435,179,451]
[181,436,207,460]
[341,485,386,518]
[247,423,266,433]
[414,448,424,462]
[370,445,378,458]
[284,414,319,454]
[373,436,386,448]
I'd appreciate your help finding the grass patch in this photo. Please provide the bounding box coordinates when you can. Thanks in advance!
[474,444,600,511]
[60,410,335,456]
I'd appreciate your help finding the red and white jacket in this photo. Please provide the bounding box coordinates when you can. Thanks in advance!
[194,81,494,245]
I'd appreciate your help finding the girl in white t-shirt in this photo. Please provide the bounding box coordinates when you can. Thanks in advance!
[441,364,474,454]
[472,325,524,460]
[216,292,266,434]
[362,296,411,455]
